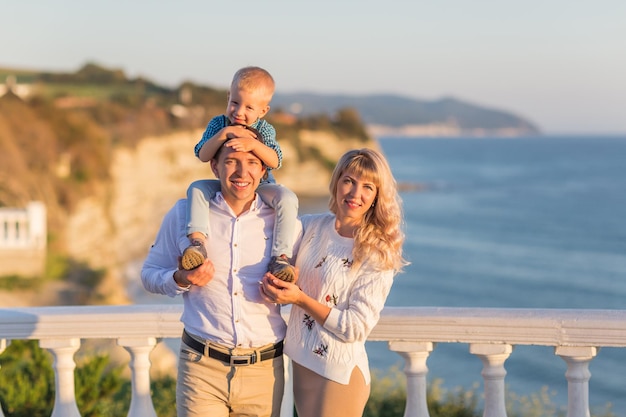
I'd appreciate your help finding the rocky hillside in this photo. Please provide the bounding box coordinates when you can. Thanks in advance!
[0,69,378,302]
[0,125,377,306]
[65,128,377,276]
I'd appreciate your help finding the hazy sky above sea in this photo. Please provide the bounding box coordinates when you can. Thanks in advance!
[2,0,625,134]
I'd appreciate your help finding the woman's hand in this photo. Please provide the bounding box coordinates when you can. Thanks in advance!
[259,272,301,304]
[260,270,332,325]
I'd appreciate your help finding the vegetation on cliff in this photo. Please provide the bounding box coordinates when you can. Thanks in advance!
[0,62,374,288]
[0,62,370,211]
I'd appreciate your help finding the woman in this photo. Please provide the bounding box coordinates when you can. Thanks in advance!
[260,148,408,417]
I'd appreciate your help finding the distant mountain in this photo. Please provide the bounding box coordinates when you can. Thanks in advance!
[1,62,540,136]
[272,92,541,137]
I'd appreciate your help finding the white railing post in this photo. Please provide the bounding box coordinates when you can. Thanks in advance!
[470,343,512,417]
[117,337,158,417]
[280,355,294,417]
[0,339,8,417]
[3,305,626,416]
[389,341,433,417]
[555,346,597,417]
[39,338,82,417]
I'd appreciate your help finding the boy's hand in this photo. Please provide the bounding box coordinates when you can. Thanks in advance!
[225,137,259,153]
[223,124,257,140]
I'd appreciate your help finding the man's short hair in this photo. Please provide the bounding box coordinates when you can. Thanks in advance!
[214,125,269,181]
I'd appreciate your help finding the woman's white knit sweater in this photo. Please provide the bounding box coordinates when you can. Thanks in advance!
[284,213,394,384]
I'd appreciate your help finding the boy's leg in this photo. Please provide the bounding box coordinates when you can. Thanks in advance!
[186,179,221,238]
[182,179,221,270]
[257,183,299,282]
[257,183,299,258]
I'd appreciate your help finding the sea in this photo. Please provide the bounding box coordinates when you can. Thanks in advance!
[131,135,626,413]
[368,135,626,413]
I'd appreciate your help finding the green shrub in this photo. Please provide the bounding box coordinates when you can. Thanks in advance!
[0,340,54,417]
[427,379,480,417]
[365,367,409,417]
[365,368,481,417]
[75,354,125,416]
[0,340,177,417]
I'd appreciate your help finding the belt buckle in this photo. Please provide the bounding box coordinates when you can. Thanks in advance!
[230,354,254,366]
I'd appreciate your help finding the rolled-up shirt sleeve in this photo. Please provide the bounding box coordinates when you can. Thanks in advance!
[141,200,190,297]
[255,121,282,169]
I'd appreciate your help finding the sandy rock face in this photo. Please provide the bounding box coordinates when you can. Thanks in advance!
[61,129,379,303]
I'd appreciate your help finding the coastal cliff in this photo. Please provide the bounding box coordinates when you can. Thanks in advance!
[0,84,378,304]
[62,129,378,302]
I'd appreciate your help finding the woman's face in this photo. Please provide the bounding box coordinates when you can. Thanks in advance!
[335,170,378,223]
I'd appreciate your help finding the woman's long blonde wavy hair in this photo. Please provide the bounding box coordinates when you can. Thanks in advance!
[329,148,409,273]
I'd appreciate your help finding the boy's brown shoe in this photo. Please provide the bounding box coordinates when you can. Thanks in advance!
[181,240,208,270]
[268,255,296,282]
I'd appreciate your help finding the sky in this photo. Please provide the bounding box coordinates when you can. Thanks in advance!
[2,0,625,134]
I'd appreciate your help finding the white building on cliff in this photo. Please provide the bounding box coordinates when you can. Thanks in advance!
[0,75,33,99]
[0,201,47,276]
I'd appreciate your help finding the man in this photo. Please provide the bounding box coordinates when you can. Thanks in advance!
[141,137,287,417]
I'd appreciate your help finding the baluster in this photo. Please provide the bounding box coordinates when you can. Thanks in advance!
[0,339,8,417]
[118,337,158,417]
[39,338,82,417]
[469,343,512,417]
[389,341,433,417]
[555,346,597,417]
[280,355,294,417]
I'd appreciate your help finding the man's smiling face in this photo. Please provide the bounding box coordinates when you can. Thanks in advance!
[211,143,267,215]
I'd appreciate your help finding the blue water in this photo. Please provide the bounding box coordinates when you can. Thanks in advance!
[366,135,626,412]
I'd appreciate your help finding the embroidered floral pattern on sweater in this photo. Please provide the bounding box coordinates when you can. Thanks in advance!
[313,343,328,357]
[325,294,338,306]
[315,256,327,268]
[302,314,315,330]
[342,257,354,268]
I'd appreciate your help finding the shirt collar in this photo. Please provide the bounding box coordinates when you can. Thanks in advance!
[214,192,263,214]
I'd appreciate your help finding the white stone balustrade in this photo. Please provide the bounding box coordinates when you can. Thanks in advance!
[388,341,433,417]
[469,343,512,417]
[39,338,81,417]
[1,305,626,417]
[118,337,159,417]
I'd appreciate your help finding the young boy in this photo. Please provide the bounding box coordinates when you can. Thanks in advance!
[182,66,298,282]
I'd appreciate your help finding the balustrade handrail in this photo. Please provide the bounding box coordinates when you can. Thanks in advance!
[3,305,626,347]
[2,305,626,417]
[375,306,626,346]
[0,304,184,340]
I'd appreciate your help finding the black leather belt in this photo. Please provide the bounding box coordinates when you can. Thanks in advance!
[182,330,283,366]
